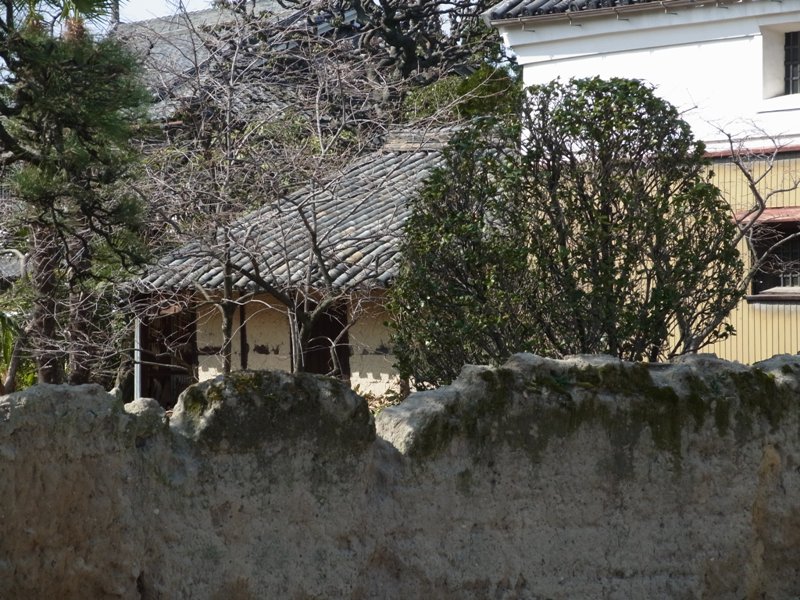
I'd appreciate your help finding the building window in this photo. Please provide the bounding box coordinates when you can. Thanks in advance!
[752,223,800,294]
[786,32,800,95]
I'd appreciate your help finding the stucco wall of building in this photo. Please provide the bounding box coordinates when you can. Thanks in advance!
[196,293,399,396]
[196,295,293,379]
[348,292,401,396]
[702,155,800,362]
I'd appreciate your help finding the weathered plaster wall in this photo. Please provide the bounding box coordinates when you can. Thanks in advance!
[3,353,800,599]
[196,294,292,379]
[348,294,400,396]
[197,292,399,395]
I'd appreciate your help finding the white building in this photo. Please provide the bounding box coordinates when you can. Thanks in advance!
[487,0,800,362]
[487,0,800,150]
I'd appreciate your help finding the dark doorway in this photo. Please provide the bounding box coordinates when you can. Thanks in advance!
[303,303,350,379]
[140,307,198,408]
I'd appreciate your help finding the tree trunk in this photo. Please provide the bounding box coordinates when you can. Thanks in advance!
[219,250,236,375]
[2,335,26,394]
[219,300,236,375]
[67,236,93,385]
[288,309,303,374]
[29,224,64,384]
[67,289,92,384]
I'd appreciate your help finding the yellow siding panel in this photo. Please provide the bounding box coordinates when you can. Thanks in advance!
[704,153,800,363]
[707,300,800,363]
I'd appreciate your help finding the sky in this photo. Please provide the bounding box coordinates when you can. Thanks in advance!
[119,0,213,23]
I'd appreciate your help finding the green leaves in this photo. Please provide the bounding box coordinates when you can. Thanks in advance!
[401,64,523,121]
[1,22,149,384]
[390,77,744,387]
[10,33,148,259]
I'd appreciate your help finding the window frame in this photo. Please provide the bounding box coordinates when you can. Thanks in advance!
[747,219,800,302]
[759,25,800,104]
[786,31,800,95]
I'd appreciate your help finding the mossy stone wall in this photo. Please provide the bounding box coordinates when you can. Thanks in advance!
[2,353,800,598]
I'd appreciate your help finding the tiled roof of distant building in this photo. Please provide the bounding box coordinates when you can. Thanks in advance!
[486,0,664,21]
[115,1,299,122]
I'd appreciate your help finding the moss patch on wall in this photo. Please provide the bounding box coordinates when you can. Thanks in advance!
[391,355,799,470]
[171,370,375,457]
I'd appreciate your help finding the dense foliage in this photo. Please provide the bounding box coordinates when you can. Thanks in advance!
[0,1,149,386]
[390,77,745,387]
[272,0,501,85]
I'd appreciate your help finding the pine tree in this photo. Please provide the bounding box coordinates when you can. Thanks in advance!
[0,1,149,384]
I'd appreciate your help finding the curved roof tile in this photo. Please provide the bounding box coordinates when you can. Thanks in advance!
[138,127,454,295]
[487,0,658,20]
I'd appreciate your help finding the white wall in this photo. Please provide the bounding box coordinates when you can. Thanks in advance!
[195,294,291,381]
[498,0,800,149]
[348,293,402,397]
[196,293,400,396]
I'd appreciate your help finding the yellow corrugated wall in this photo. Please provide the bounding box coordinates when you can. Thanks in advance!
[702,153,800,363]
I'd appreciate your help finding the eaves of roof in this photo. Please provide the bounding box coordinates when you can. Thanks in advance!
[484,0,749,28]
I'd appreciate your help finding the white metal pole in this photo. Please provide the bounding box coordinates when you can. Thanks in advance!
[134,317,142,399]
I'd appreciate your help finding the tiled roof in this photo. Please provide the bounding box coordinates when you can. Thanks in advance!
[116,1,296,121]
[139,128,453,293]
[116,1,292,74]
[486,0,661,21]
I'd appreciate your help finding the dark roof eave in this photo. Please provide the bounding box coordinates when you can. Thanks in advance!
[485,0,746,30]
